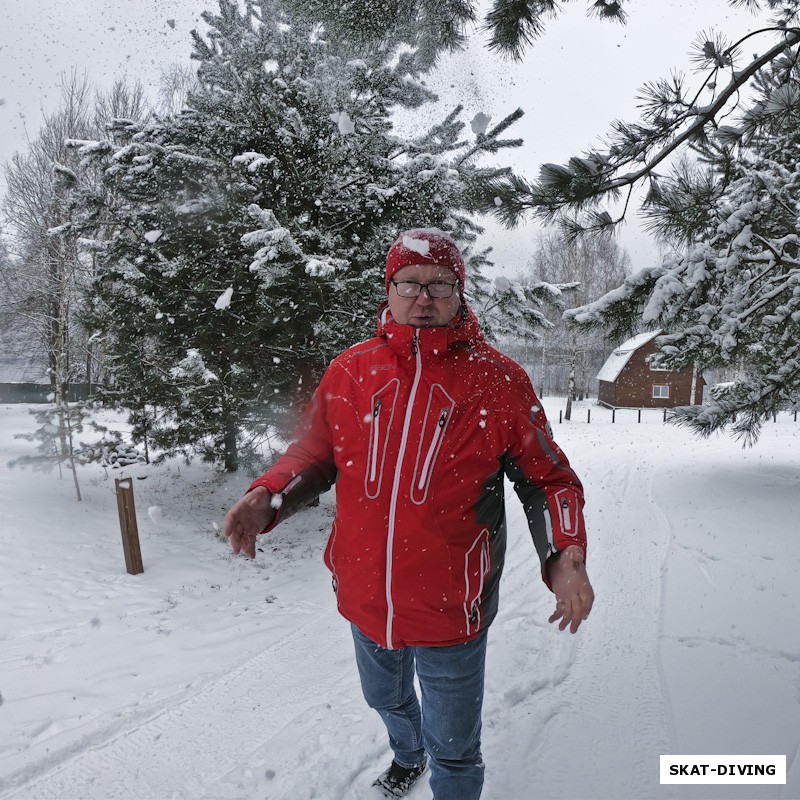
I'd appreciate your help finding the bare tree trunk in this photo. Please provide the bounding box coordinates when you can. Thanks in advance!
[85,344,93,397]
[564,333,577,421]
[540,335,547,396]
[224,415,239,472]
[52,234,82,502]
[62,402,83,502]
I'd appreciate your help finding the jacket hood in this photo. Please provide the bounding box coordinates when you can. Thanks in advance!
[376,300,485,357]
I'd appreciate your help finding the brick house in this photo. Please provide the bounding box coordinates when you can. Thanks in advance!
[596,331,704,408]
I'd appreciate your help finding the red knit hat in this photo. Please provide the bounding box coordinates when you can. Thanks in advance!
[385,228,466,291]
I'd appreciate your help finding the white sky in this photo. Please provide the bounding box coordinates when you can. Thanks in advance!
[0,0,764,273]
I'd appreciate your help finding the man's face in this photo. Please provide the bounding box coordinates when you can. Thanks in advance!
[387,264,461,328]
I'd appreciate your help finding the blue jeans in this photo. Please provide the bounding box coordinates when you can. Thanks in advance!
[351,624,487,800]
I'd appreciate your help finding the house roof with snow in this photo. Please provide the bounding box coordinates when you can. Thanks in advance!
[596,330,662,383]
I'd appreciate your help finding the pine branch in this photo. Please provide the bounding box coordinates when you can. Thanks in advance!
[586,1,628,24]
[484,0,555,60]
[524,28,800,221]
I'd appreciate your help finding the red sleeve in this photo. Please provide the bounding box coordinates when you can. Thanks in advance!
[247,368,338,531]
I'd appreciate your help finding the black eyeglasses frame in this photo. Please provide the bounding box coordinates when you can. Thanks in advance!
[389,279,460,299]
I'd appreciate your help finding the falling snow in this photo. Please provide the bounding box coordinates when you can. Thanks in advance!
[214,287,234,310]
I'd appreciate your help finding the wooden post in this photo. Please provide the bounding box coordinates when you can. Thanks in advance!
[115,478,144,575]
[587,408,591,424]
[638,408,642,423]
[612,408,616,423]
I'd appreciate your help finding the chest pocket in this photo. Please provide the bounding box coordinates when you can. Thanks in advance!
[410,384,455,505]
[365,379,400,498]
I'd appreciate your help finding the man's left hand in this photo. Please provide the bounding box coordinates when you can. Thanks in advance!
[547,545,594,633]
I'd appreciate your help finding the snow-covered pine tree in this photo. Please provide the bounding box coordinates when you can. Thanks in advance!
[564,52,800,443]
[74,0,534,471]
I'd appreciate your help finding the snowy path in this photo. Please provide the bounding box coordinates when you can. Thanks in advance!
[2,404,799,800]
[1,422,678,800]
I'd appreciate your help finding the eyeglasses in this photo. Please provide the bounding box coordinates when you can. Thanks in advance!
[390,279,459,299]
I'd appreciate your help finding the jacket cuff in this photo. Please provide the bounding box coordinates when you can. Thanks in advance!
[543,543,587,592]
[246,479,283,533]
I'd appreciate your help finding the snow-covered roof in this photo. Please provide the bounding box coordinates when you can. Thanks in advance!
[596,330,661,383]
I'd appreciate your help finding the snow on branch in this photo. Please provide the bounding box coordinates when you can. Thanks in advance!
[242,205,302,275]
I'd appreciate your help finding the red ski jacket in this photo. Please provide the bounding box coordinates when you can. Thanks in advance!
[249,304,587,649]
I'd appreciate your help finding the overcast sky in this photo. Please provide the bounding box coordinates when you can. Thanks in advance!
[0,0,764,273]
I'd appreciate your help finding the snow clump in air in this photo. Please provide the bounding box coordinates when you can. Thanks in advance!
[214,287,234,310]
[470,112,491,135]
[144,230,163,244]
[402,236,430,256]
[329,110,355,135]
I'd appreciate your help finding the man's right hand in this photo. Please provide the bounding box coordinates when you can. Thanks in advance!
[223,486,277,558]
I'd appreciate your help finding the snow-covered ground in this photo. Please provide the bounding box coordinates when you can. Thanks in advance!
[1,400,798,800]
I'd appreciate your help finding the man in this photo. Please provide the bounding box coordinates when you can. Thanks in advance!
[224,228,594,800]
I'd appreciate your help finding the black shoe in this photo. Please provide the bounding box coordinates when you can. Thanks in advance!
[373,758,428,798]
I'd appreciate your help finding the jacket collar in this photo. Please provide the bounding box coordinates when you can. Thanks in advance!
[377,301,485,358]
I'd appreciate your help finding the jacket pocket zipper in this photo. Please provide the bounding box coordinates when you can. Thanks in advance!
[369,399,382,483]
[417,409,448,491]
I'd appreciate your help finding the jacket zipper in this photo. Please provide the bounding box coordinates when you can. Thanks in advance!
[417,409,448,491]
[543,501,555,552]
[470,540,491,627]
[369,399,382,483]
[465,532,491,633]
[561,498,572,530]
[384,333,422,648]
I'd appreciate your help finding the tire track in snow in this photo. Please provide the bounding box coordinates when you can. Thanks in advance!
[486,434,677,799]
[201,691,395,800]
[1,601,359,800]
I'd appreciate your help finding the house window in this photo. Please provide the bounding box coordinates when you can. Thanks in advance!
[652,384,670,399]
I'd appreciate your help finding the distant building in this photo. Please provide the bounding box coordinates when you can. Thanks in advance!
[0,353,92,403]
[596,331,704,408]
[0,354,51,403]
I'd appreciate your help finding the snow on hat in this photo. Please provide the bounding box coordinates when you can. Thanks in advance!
[385,228,466,291]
